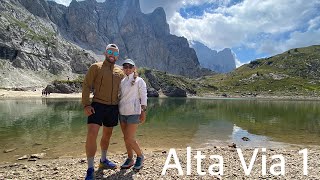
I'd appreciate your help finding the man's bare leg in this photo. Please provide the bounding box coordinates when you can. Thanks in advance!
[86,124,100,169]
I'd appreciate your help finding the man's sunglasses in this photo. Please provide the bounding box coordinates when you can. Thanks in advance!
[123,64,134,69]
[106,49,119,56]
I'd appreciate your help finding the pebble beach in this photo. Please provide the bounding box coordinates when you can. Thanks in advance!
[1,146,320,179]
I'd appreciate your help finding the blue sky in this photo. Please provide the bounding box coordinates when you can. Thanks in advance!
[52,0,320,67]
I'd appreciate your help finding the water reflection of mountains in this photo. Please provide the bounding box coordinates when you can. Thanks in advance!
[0,99,85,141]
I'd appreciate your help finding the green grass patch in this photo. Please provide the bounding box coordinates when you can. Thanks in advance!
[197,45,320,95]
[5,14,55,47]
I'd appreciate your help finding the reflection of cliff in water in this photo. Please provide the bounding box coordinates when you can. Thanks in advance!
[0,99,86,147]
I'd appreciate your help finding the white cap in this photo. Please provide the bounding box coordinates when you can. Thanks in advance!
[122,59,135,66]
[106,44,119,51]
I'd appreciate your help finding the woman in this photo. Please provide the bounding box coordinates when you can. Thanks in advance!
[119,59,147,170]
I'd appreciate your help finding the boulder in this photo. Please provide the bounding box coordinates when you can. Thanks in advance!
[45,82,82,93]
[163,86,186,97]
[147,88,159,97]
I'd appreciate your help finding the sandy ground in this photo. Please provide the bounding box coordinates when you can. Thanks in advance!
[1,146,320,179]
[0,89,82,99]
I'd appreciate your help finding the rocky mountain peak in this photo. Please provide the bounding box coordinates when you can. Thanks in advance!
[70,0,78,5]
[192,41,236,73]
[148,7,170,36]
[152,7,166,20]
[221,48,232,53]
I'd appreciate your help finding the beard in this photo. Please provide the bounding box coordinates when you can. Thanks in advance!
[105,56,116,64]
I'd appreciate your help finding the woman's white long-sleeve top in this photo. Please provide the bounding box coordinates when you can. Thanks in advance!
[119,73,147,115]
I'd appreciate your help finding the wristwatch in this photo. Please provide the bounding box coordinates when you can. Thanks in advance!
[141,106,147,112]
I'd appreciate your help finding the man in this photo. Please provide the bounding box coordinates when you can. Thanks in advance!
[82,44,124,180]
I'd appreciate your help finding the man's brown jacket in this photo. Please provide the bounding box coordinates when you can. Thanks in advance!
[82,60,124,107]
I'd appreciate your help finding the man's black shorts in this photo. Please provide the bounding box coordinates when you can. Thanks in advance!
[87,102,119,127]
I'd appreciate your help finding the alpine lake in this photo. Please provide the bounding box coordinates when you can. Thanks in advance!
[0,97,320,163]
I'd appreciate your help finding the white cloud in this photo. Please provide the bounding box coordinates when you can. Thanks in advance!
[142,0,320,56]
[169,11,246,49]
[308,16,320,31]
[49,0,105,6]
[232,52,245,68]
[258,28,320,54]
[214,0,317,34]
[48,0,70,6]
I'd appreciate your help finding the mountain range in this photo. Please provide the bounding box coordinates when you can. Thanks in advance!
[191,41,236,73]
[20,0,214,75]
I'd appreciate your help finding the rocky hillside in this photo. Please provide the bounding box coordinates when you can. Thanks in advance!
[200,45,320,96]
[44,68,218,97]
[0,0,97,88]
[19,0,211,77]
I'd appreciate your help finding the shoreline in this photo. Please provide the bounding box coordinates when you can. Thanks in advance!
[0,89,83,99]
[193,93,320,101]
[1,146,320,179]
[1,89,320,101]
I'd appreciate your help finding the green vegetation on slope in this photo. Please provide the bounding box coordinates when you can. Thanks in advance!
[4,14,56,47]
[200,45,320,96]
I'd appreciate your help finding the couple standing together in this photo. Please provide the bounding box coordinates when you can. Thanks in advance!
[82,44,147,180]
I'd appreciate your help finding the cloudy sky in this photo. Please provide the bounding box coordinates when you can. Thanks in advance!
[52,0,320,66]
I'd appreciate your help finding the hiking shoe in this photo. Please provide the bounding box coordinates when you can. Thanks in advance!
[133,155,144,170]
[120,158,134,169]
[99,159,117,169]
[85,167,95,180]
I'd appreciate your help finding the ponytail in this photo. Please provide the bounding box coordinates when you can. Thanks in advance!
[131,68,139,86]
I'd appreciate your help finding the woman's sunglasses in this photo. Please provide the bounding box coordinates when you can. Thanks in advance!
[106,49,119,56]
[123,64,134,69]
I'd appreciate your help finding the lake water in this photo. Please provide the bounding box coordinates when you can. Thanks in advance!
[0,98,320,163]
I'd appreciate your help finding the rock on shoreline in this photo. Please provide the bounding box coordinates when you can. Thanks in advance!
[1,147,319,179]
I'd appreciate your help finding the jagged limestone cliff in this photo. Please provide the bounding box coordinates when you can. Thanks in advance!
[0,0,97,88]
[20,0,211,77]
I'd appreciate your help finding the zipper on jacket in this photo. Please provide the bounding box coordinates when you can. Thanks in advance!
[99,74,104,94]
[111,65,113,104]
